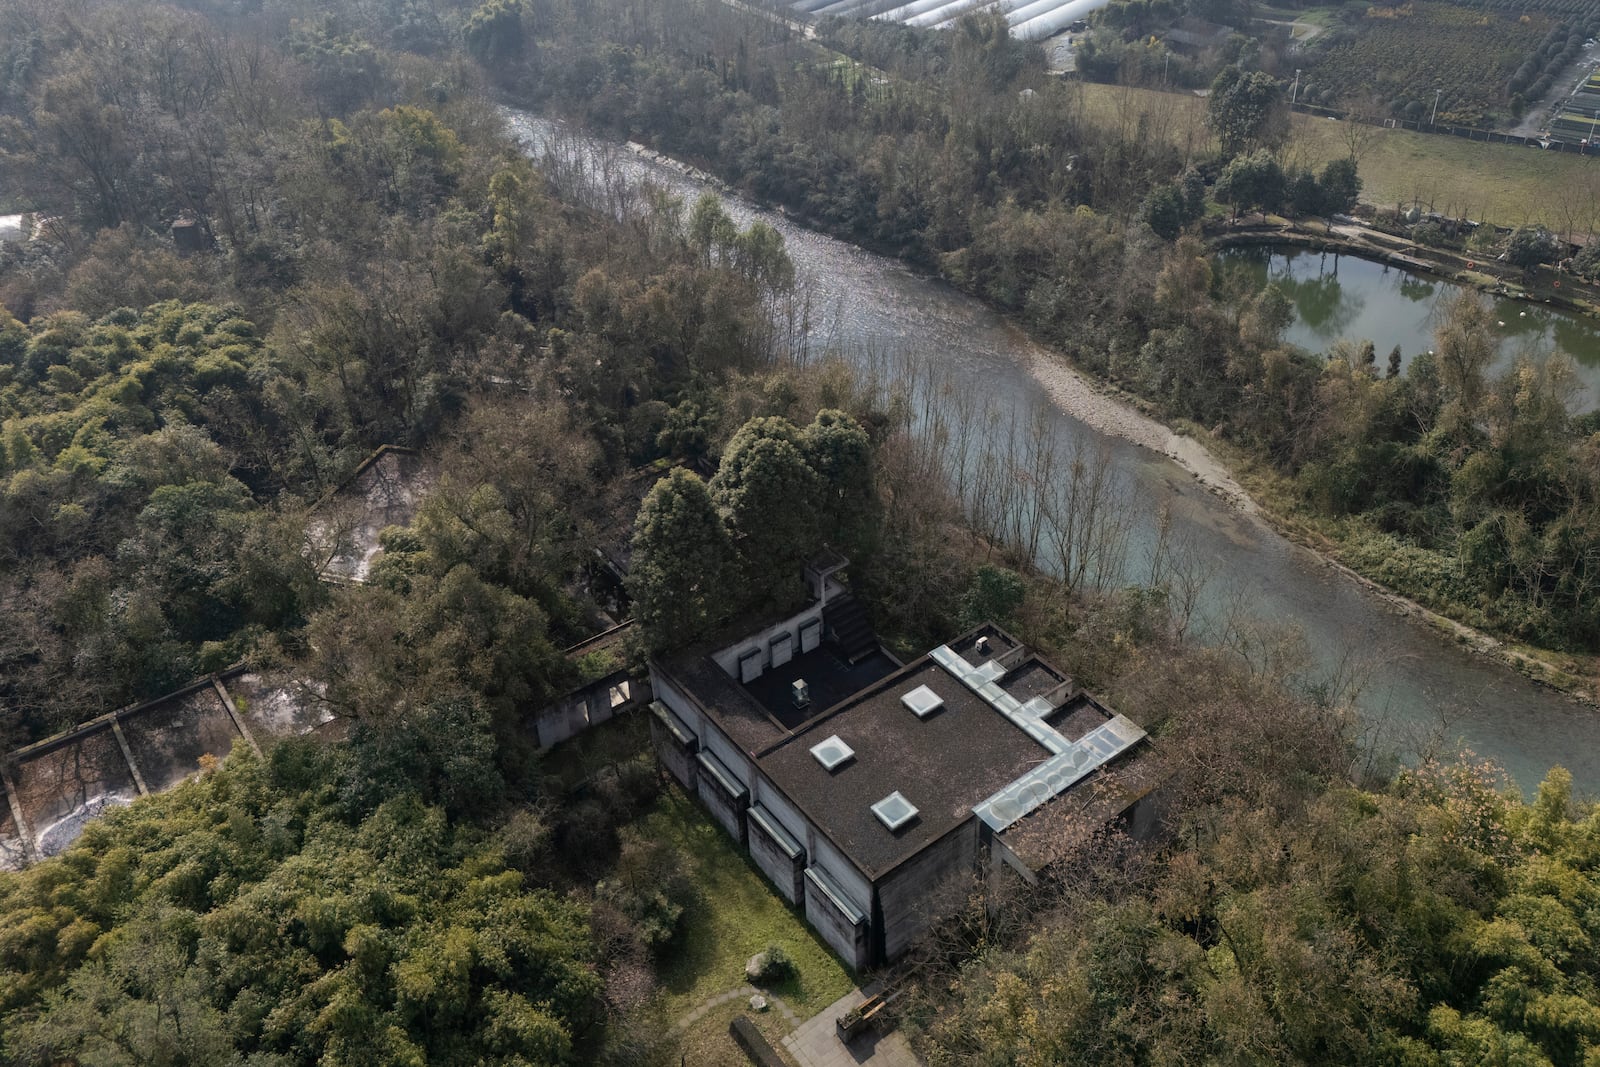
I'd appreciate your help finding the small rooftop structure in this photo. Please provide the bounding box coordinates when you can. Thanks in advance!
[810,734,855,771]
[870,791,919,832]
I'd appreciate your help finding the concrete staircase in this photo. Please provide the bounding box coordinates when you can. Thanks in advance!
[824,597,878,664]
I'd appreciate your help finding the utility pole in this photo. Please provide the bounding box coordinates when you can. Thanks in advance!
[1431,87,1442,126]
[1292,68,1301,108]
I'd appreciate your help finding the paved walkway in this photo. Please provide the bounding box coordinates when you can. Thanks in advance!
[782,988,921,1067]
[675,982,802,1032]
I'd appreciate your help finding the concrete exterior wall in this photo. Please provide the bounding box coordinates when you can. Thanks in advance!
[877,818,979,962]
[747,805,805,903]
[651,670,753,787]
[652,671,699,734]
[696,712,755,789]
[750,771,809,846]
[649,715,698,791]
[1123,791,1164,841]
[988,829,1039,887]
[695,752,749,845]
[712,604,826,684]
[532,669,644,750]
[709,574,844,684]
[805,824,874,918]
[805,867,870,971]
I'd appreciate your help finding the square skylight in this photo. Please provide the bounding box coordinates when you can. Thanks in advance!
[810,735,855,771]
[871,791,919,831]
[900,684,944,719]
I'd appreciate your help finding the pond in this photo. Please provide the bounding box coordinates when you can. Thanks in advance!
[1219,245,1600,408]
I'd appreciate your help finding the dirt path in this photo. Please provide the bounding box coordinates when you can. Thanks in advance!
[676,983,802,1031]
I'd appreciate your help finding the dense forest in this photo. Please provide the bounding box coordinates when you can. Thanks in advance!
[3,0,1600,1064]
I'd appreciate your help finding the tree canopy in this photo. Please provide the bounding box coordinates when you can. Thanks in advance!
[0,748,601,1066]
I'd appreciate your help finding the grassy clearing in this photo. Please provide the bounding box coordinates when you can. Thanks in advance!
[647,787,853,1020]
[1075,82,1595,226]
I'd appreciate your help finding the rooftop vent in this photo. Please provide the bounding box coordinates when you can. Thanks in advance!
[976,635,991,656]
[871,791,919,832]
[792,679,811,709]
[810,735,855,771]
[901,684,944,719]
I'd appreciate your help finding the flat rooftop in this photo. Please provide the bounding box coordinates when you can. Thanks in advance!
[758,658,1055,879]
[743,645,899,730]
[998,745,1165,873]
[663,653,790,755]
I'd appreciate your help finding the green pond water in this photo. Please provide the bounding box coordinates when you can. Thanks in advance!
[1220,246,1600,408]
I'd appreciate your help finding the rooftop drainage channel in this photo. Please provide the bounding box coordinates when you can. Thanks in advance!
[930,644,1146,833]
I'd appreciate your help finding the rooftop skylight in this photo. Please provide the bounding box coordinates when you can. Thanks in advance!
[871,791,919,831]
[810,734,855,771]
[900,684,944,719]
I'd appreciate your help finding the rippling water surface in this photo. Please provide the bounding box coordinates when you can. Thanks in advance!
[506,110,1600,794]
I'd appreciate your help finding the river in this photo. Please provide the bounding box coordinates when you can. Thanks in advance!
[504,109,1600,796]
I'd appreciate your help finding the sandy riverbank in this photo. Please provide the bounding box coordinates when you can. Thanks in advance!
[1022,344,1259,515]
[1022,339,1595,705]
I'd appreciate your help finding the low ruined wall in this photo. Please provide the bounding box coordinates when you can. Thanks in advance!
[0,669,328,871]
[531,669,647,750]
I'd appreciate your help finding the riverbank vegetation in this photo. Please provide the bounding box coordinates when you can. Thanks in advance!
[500,0,1600,657]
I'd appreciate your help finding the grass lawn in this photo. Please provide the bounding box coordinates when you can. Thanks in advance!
[677,996,800,1066]
[645,786,854,1021]
[1075,82,1596,227]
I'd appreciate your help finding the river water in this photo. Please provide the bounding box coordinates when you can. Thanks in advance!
[505,110,1600,795]
[1220,245,1600,408]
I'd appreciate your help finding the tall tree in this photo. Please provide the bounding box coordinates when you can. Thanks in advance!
[711,416,822,606]
[1207,66,1286,158]
[628,468,734,650]
[801,409,876,561]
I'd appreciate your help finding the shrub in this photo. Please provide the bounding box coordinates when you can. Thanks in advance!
[754,943,796,983]
[594,834,698,954]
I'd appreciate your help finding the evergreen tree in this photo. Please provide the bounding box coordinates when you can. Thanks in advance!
[711,417,822,607]
[628,468,734,650]
[801,409,876,562]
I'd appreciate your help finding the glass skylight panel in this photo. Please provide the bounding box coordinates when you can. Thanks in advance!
[871,791,919,831]
[810,735,855,771]
[901,684,944,718]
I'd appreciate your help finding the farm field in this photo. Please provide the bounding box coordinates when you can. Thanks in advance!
[1299,2,1549,126]
[1076,82,1599,226]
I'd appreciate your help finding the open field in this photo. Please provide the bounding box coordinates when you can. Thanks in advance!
[1076,81,1599,226]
